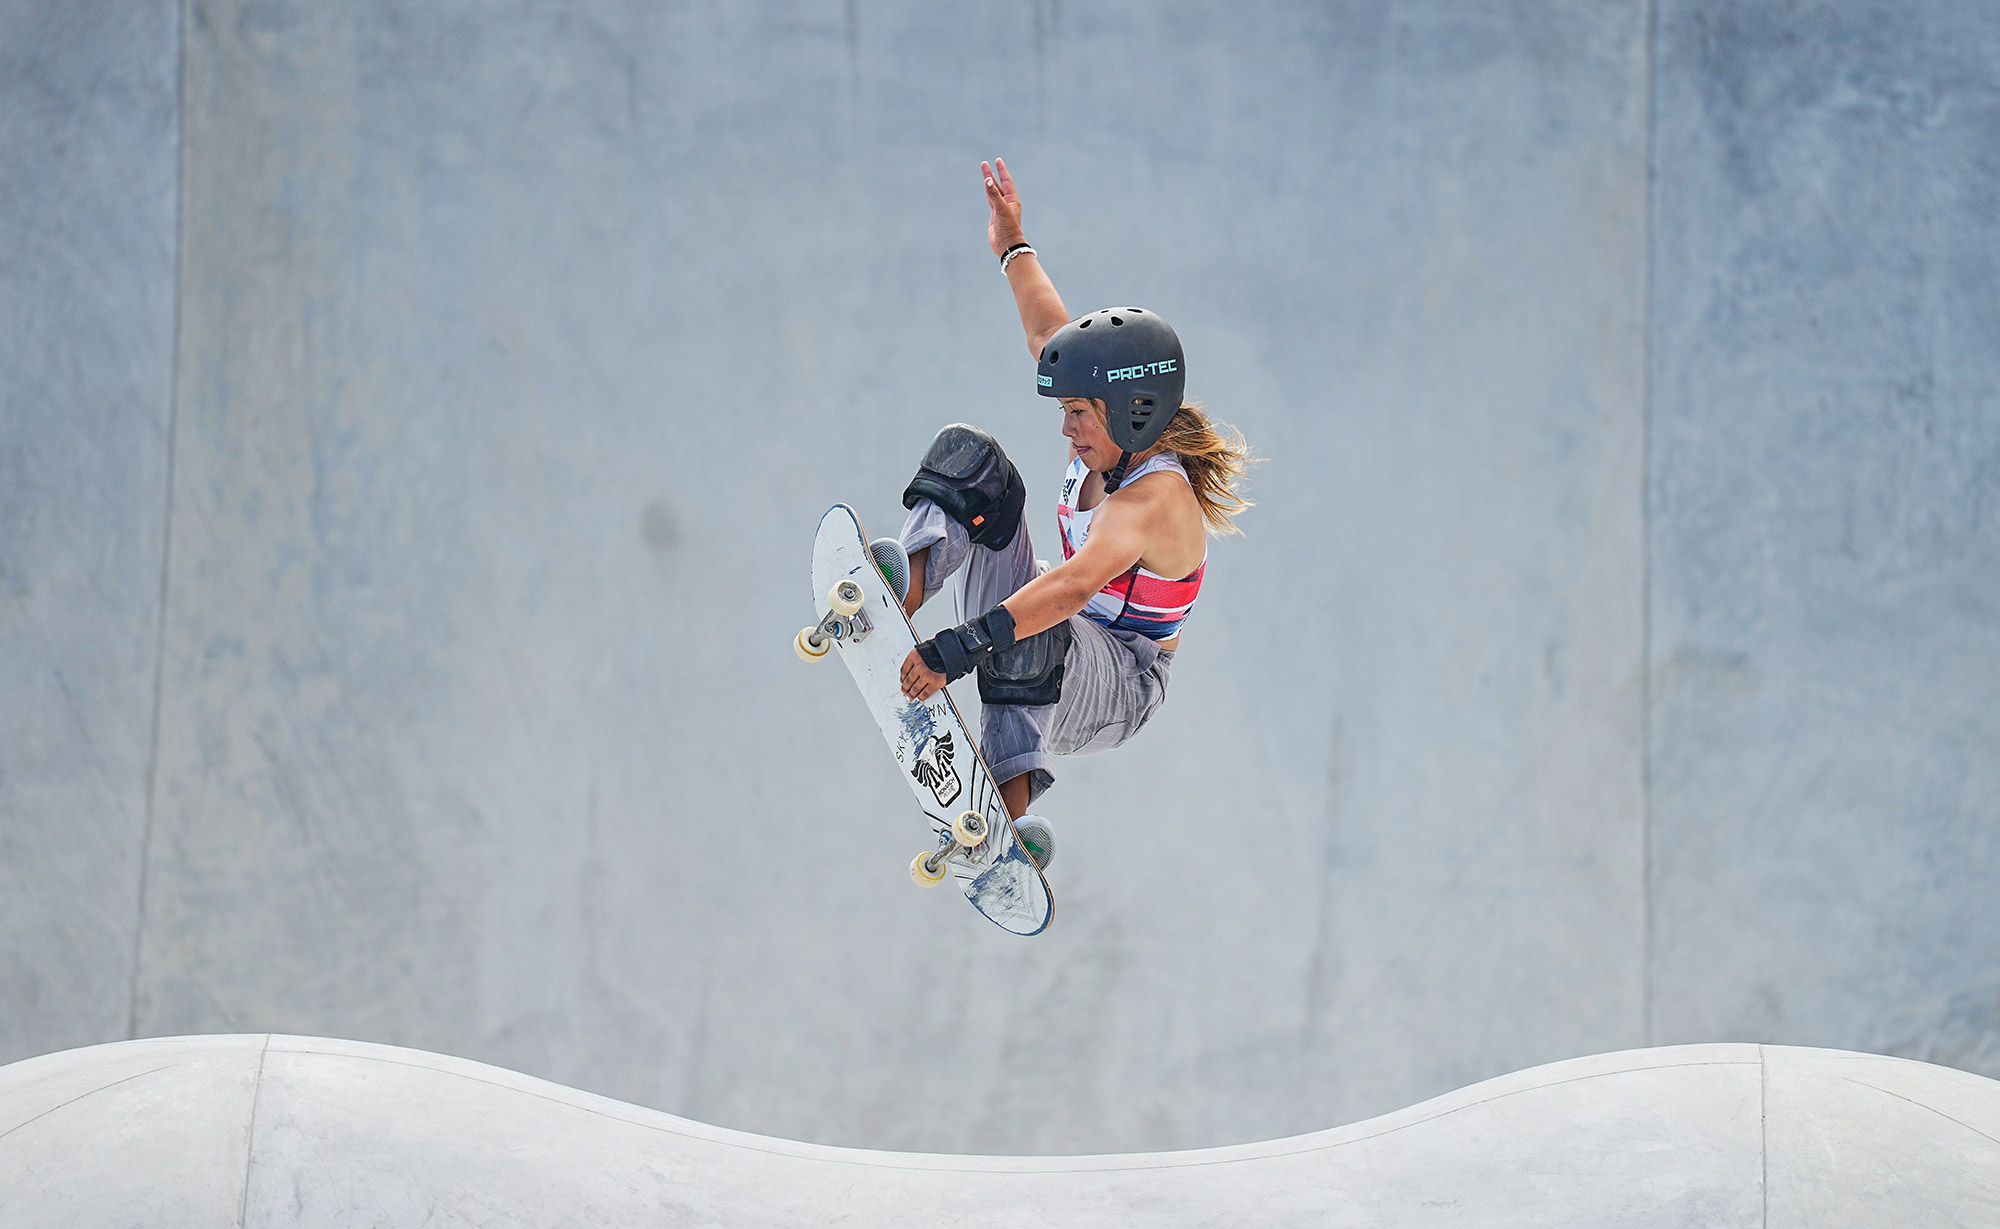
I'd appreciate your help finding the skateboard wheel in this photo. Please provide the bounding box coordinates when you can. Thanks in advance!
[794,626,831,662]
[910,850,949,886]
[828,579,865,617]
[952,809,989,847]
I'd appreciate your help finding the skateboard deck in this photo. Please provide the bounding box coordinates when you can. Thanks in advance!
[803,504,1053,936]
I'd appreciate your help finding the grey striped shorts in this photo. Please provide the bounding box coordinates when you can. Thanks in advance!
[901,500,1175,806]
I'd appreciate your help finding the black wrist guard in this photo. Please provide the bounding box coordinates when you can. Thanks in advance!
[916,605,1019,683]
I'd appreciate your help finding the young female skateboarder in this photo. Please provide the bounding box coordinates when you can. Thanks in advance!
[894,157,1253,869]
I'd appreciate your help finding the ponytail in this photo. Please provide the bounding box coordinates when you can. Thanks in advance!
[1154,404,1256,535]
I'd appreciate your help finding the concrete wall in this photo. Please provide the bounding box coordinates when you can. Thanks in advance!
[1649,1,2000,1071]
[0,2,180,1066]
[1,0,1993,1156]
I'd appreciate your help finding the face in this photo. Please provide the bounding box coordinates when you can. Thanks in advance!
[1058,398,1120,472]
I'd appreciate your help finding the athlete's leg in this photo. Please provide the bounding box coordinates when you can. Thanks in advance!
[898,500,971,607]
[898,424,1063,817]
[902,548,927,620]
[999,774,1033,821]
[900,499,1060,817]
[897,422,1017,611]
[1046,622,1175,756]
[902,500,1058,798]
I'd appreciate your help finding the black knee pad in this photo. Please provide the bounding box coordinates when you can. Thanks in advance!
[977,619,1071,707]
[902,424,1027,551]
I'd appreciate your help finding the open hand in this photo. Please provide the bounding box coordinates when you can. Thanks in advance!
[900,647,947,701]
[983,157,1026,257]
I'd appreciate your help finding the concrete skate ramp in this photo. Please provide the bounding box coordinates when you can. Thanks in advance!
[4,1036,1996,1227]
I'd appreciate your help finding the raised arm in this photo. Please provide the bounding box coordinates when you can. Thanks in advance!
[984,158,1070,358]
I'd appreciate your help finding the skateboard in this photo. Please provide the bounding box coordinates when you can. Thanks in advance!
[797,504,1053,936]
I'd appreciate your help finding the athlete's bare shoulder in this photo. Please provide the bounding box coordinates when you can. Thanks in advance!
[1114,468,1205,576]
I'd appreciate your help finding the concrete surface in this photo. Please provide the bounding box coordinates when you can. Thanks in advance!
[1648,0,2000,1071]
[4,1036,1998,1227]
[2,0,1996,1160]
[0,2,180,1064]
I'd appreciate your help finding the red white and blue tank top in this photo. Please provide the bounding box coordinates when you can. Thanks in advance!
[1056,453,1206,641]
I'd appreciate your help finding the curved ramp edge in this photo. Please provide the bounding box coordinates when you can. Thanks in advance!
[1,1035,1996,1227]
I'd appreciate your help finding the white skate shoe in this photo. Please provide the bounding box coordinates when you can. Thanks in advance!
[867,537,909,603]
[1014,815,1055,872]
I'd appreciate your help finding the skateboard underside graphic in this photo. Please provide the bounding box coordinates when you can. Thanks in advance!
[800,503,1052,936]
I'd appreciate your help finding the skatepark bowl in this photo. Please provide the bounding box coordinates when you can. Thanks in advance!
[2,1035,1996,1226]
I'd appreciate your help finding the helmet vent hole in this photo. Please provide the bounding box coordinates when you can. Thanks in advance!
[1128,307,1144,313]
[1133,398,1154,406]
[1046,349,1059,363]
[1077,318,1091,329]
[1110,315,1124,326]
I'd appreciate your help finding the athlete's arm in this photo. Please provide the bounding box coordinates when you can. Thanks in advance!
[896,485,1160,701]
[999,486,1159,640]
[984,158,1069,358]
[897,482,1161,700]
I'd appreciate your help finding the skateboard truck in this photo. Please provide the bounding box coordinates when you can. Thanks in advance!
[909,809,992,886]
[795,578,873,660]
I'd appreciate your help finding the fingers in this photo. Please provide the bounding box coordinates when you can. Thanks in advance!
[900,650,943,701]
[981,157,1017,205]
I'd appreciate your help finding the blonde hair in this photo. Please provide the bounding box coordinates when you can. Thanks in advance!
[1109,402,1254,535]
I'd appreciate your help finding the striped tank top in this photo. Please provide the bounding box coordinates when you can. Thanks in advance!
[1055,453,1206,641]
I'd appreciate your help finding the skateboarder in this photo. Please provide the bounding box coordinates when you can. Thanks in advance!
[895,157,1254,868]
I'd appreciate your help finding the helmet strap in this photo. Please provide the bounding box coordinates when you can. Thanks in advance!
[1102,451,1135,494]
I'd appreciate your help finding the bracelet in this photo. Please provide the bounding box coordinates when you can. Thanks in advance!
[999,242,1034,272]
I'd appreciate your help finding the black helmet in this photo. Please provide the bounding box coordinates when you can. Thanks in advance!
[1036,307,1185,456]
